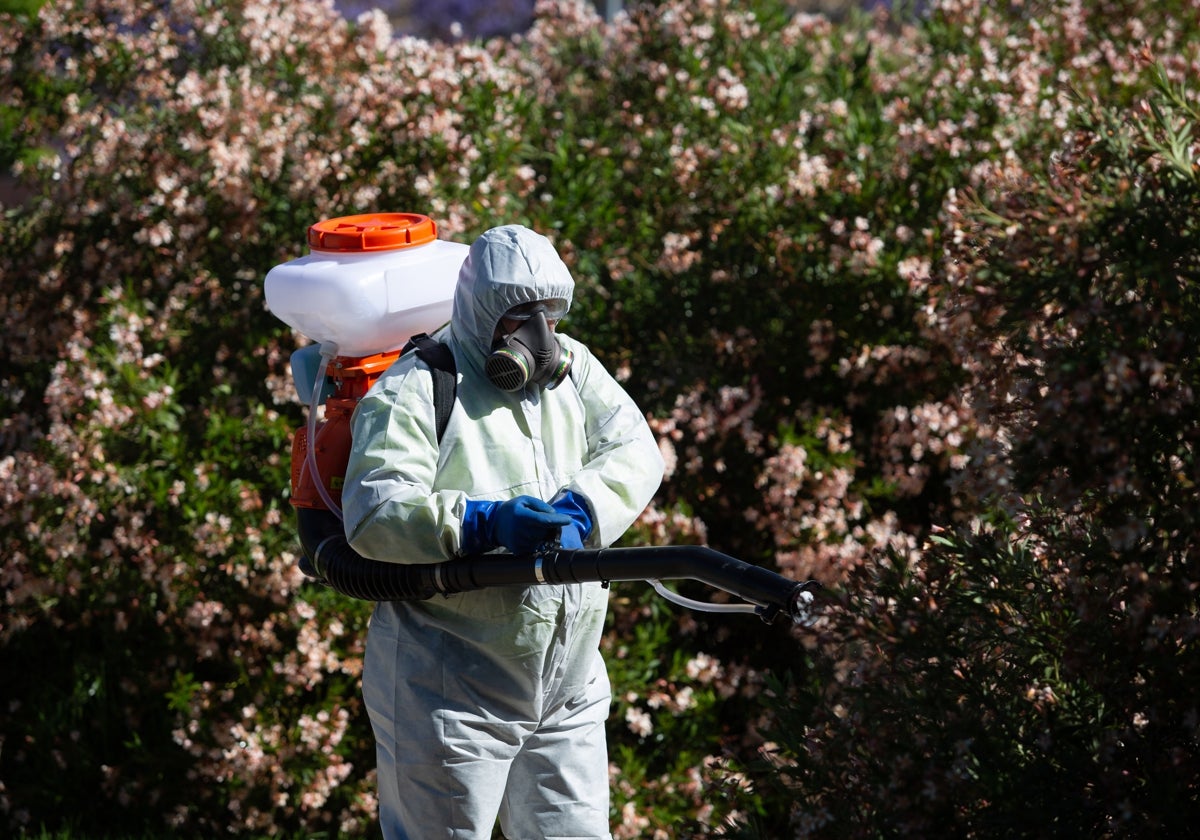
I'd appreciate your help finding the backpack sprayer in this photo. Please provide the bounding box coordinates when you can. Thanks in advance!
[265,213,821,626]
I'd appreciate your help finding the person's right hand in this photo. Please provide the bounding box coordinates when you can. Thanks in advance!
[489,496,571,555]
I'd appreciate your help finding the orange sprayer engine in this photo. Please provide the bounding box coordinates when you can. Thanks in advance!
[288,350,400,511]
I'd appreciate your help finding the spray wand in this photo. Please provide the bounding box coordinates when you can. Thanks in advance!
[298,508,821,626]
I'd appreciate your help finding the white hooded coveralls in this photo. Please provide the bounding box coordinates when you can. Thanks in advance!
[342,225,664,840]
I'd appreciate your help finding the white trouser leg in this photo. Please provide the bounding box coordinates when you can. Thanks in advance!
[498,656,613,840]
[365,610,515,839]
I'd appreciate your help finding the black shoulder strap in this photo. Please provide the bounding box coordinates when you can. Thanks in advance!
[407,333,457,444]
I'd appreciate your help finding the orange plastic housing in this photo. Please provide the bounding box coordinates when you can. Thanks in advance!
[290,349,403,510]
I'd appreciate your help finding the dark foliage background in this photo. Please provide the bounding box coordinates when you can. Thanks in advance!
[2,0,1197,837]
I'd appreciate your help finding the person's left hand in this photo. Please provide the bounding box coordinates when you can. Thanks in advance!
[557,521,586,549]
[550,490,592,550]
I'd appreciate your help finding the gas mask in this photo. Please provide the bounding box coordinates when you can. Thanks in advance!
[486,308,573,392]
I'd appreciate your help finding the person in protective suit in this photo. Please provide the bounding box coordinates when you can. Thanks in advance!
[341,224,665,839]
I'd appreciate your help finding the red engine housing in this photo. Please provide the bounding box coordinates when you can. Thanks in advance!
[290,350,402,510]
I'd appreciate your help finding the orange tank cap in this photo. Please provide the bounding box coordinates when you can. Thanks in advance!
[308,212,438,252]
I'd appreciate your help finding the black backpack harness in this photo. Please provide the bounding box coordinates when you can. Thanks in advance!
[407,333,457,444]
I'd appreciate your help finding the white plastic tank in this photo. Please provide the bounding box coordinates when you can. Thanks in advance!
[264,212,467,358]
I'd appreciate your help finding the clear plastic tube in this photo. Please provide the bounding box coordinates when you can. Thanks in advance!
[306,342,344,521]
[648,579,760,615]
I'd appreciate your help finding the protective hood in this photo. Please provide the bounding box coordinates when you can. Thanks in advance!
[449,225,575,361]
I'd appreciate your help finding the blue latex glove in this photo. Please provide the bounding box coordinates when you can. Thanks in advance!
[558,521,585,549]
[462,496,571,555]
[551,490,594,550]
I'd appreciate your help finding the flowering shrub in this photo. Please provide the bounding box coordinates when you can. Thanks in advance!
[2,0,1197,837]
[759,24,1200,840]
